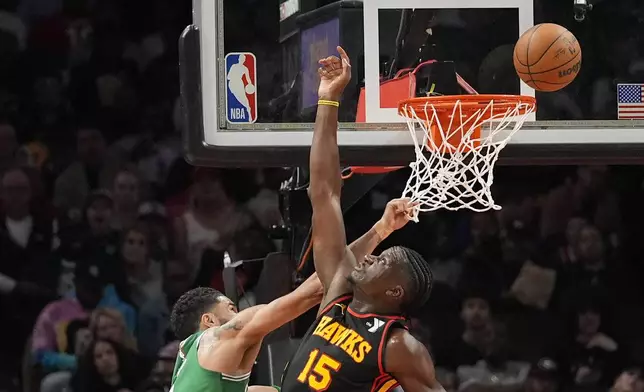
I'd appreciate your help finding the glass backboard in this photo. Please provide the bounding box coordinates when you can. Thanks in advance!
[179,0,644,167]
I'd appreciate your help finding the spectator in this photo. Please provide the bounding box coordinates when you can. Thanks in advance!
[610,368,644,392]
[456,322,530,392]
[85,191,117,240]
[0,122,17,174]
[137,201,171,260]
[0,166,58,375]
[0,167,58,295]
[111,168,142,231]
[557,217,588,265]
[561,292,621,388]
[435,368,458,392]
[56,190,119,297]
[137,261,192,358]
[524,358,560,392]
[31,261,134,374]
[435,287,496,369]
[245,169,285,230]
[173,168,253,279]
[460,212,506,295]
[71,339,149,392]
[146,341,179,391]
[53,127,116,221]
[118,225,163,308]
[90,308,137,351]
[558,224,636,303]
[0,0,25,51]
[39,318,91,392]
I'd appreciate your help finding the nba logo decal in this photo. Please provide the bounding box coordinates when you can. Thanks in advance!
[225,52,257,124]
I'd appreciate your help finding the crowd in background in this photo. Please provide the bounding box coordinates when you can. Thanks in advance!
[1,1,644,392]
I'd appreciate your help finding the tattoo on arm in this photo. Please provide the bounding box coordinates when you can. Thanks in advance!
[201,320,245,349]
[221,320,244,332]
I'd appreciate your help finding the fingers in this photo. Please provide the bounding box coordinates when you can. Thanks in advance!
[319,56,342,70]
[319,47,351,73]
[388,199,418,221]
[389,198,418,210]
[318,67,344,79]
[337,46,351,68]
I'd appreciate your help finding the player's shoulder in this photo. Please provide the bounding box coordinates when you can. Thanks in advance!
[384,328,439,387]
[385,328,427,357]
[179,331,204,357]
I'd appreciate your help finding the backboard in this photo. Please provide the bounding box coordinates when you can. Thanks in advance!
[179,0,644,167]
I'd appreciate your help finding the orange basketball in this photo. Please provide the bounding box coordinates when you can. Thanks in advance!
[513,23,582,92]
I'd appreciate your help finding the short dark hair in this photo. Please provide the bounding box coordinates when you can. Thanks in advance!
[391,246,433,316]
[170,287,224,340]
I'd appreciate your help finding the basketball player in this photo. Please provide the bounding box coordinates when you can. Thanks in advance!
[280,46,443,392]
[168,275,323,392]
[227,54,254,119]
[168,193,413,392]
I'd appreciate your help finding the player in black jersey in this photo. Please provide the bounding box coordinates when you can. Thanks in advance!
[280,46,443,392]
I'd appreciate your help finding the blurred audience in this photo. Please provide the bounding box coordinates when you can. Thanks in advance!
[0,1,642,392]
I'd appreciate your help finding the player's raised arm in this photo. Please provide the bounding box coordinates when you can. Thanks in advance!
[308,46,353,296]
[386,329,446,392]
[310,196,416,317]
[349,198,416,263]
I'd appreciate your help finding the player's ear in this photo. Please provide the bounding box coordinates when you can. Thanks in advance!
[385,285,404,300]
[201,312,219,328]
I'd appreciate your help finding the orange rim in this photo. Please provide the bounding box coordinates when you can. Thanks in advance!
[398,94,536,118]
[349,166,403,174]
[398,94,536,153]
[343,166,403,179]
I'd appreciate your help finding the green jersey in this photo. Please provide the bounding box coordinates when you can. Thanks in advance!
[170,331,250,392]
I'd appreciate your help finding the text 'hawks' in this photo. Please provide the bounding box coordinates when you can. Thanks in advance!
[312,316,373,363]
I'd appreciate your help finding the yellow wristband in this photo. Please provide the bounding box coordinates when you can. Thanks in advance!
[318,99,340,107]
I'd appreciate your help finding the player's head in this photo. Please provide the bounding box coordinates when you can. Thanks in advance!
[170,287,238,340]
[238,54,246,64]
[348,246,433,315]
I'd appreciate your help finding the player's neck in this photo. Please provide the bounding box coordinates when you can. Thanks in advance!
[349,294,400,316]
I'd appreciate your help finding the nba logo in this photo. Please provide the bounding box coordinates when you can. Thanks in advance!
[225,52,257,124]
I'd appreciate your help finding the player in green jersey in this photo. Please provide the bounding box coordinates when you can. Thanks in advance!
[169,272,323,392]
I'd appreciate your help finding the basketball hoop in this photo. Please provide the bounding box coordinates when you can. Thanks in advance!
[345,166,403,178]
[398,94,536,215]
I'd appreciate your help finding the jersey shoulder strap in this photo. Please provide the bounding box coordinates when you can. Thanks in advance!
[172,332,203,382]
[319,293,352,317]
[371,320,408,392]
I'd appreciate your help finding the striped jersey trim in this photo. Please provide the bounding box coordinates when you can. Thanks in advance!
[221,371,251,382]
[377,379,399,392]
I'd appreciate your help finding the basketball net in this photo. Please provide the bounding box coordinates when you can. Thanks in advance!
[399,96,536,216]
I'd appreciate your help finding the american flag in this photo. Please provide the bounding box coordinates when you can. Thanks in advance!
[617,84,644,119]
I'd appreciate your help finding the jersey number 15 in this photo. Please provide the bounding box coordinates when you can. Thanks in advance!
[297,349,342,391]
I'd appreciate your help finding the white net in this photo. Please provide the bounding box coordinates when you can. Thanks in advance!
[400,97,536,215]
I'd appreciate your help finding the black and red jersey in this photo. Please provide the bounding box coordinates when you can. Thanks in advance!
[281,295,407,392]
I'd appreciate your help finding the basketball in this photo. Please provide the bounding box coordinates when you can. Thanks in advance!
[245,84,255,94]
[513,23,582,92]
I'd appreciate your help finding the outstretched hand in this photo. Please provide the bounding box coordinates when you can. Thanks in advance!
[378,198,418,234]
[317,46,352,101]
